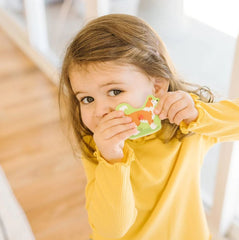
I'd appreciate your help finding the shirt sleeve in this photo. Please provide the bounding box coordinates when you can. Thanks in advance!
[81,143,138,239]
[180,93,239,142]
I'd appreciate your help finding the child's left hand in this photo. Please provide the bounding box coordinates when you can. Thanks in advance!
[154,90,198,125]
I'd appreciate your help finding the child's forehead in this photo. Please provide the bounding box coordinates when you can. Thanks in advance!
[70,61,145,76]
[69,61,153,92]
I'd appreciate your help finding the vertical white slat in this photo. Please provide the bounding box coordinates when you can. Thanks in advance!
[219,33,239,235]
[208,34,239,238]
[208,143,234,237]
[229,34,239,99]
[97,0,110,16]
[219,142,239,234]
[23,0,49,53]
[84,0,110,20]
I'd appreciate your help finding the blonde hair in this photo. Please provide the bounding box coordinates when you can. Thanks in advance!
[58,14,214,161]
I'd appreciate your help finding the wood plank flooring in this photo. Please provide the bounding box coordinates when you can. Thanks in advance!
[0,28,91,240]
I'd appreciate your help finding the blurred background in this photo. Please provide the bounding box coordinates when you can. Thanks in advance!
[0,0,238,240]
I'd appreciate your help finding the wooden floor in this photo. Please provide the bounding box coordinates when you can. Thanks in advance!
[0,28,91,239]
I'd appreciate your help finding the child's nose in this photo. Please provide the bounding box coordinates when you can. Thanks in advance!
[95,102,114,118]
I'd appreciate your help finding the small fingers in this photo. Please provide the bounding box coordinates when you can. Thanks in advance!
[113,127,139,142]
[99,115,133,133]
[103,122,137,140]
[154,93,167,115]
[155,91,185,120]
[167,99,188,123]
[173,107,192,125]
[100,110,125,124]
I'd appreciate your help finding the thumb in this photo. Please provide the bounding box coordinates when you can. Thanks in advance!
[154,90,166,114]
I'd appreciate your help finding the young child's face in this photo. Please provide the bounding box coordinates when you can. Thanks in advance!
[70,62,156,133]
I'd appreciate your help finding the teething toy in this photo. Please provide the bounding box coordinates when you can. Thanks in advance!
[116,95,161,139]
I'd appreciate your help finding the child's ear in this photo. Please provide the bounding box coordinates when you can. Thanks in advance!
[153,78,169,98]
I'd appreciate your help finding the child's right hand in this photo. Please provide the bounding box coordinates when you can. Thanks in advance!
[93,111,137,164]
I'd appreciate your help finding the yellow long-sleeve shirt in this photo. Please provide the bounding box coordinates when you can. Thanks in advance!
[81,94,239,240]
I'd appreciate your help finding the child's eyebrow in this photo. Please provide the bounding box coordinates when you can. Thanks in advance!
[99,81,123,87]
[74,82,124,96]
[74,91,86,96]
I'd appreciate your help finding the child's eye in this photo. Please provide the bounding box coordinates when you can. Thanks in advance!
[109,89,122,96]
[81,96,94,104]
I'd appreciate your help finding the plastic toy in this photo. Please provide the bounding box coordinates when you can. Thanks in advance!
[116,95,161,139]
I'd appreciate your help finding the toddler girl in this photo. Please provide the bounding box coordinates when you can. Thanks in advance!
[59,14,239,240]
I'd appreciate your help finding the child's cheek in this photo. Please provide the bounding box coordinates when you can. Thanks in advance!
[81,110,95,132]
[129,92,153,109]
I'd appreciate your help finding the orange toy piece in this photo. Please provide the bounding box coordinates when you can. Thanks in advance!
[116,95,161,139]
